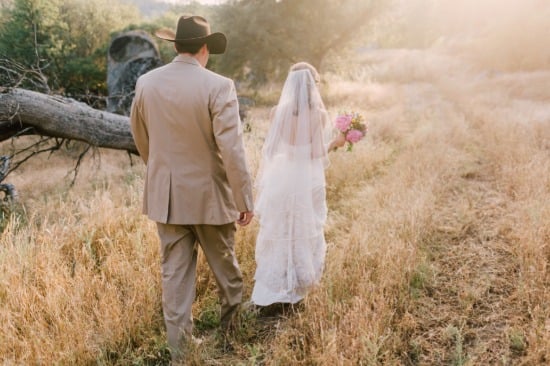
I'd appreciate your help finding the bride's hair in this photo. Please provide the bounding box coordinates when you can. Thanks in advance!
[289,62,320,83]
[288,62,320,115]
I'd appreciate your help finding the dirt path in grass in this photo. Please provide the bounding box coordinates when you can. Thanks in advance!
[402,142,527,364]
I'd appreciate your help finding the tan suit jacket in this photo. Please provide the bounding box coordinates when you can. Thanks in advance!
[130,54,253,225]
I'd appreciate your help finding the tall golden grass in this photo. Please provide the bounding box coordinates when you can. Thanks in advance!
[1,46,549,365]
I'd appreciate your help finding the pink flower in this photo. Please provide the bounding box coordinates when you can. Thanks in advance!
[335,114,352,132]
[346,129,364,143]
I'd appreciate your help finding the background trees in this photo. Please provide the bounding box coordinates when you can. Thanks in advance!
[3,0,548,102]
[0,0,385,98]
[210,0,384,83]
[0,0,140,98]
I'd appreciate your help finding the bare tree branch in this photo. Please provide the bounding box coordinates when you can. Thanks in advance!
[0,58,50,93]
[6,136,65,176]
[67,144,93,187]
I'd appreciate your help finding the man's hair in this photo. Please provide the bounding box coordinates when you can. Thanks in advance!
[175,42,206,54]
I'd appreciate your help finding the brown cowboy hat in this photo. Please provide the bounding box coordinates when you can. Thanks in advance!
[154,15,227,54]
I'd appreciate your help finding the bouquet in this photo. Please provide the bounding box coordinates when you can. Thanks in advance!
[334,111,367,151]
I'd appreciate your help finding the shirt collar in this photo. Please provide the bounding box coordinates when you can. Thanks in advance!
[173,54,201,67]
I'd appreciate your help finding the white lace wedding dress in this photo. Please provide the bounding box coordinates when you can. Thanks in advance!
[251,67,331,306]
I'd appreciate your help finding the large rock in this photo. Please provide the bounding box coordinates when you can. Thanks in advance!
[107,31,162,116]
[106,30,254,130]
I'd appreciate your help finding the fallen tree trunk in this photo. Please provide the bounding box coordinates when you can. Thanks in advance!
[0,87,137,154]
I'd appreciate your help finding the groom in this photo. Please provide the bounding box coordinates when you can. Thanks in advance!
[130,14,254,361]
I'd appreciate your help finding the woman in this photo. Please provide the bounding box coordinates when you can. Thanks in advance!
[251,62,345,307]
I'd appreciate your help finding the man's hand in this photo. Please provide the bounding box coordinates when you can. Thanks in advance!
[237,211,254,226]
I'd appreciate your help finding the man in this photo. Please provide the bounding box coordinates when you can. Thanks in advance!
[129,15,254,361]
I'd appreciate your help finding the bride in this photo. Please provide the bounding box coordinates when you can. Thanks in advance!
[251,62,345,307]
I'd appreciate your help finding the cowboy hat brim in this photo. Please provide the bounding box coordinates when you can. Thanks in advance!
[154,28,227,54]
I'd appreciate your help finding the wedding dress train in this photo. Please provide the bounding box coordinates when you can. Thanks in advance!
[251,154,327,305]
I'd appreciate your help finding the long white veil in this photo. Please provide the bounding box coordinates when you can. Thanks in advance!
[252,68,332,304]
[261,68,330,165]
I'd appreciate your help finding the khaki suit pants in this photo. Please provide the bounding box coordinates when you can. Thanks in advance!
[156,222,243,355]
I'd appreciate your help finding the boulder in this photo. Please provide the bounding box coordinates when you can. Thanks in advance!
[107,31,162,116]
[106,30,254,131]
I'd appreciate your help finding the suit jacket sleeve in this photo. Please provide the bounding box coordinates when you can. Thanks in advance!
[211,79,254,213]
[130,79,149,164]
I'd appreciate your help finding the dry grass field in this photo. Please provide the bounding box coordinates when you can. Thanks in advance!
[1,20,549,366]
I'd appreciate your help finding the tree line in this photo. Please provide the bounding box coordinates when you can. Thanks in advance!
[0,0,384,102]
